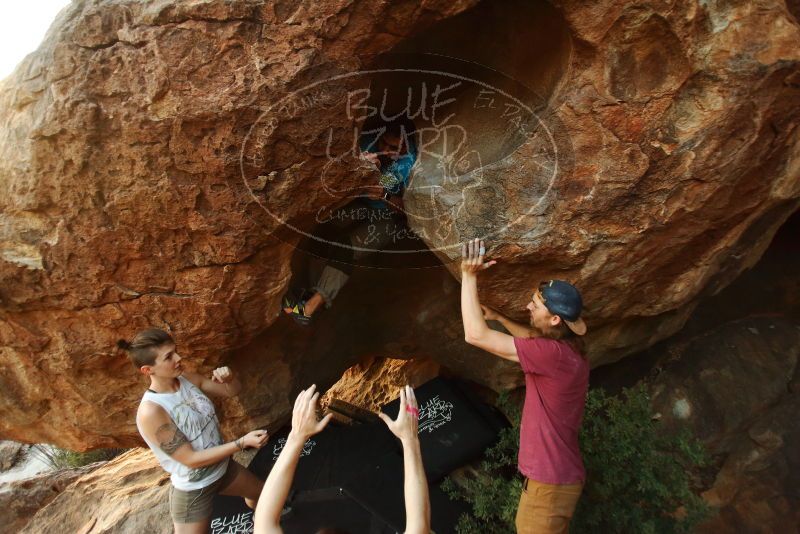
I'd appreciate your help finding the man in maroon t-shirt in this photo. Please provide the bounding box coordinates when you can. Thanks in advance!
[460,238,590,534]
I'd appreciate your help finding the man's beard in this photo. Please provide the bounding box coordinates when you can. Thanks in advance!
[529,318,546,337]
[531,323,546,337]
[530,317,562,339]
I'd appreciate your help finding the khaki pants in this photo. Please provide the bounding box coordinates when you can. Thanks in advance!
[515,478,583,534]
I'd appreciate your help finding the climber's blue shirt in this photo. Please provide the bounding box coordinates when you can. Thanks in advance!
[359,134,417,210]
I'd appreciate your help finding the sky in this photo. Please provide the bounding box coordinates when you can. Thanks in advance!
[0,1,72,80]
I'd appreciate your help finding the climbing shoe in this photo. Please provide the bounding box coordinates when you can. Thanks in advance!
[282,290,313,326]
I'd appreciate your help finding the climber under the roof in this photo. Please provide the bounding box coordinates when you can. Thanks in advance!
[283,118,418,325]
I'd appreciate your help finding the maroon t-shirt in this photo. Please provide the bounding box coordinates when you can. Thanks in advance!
[514,336,589,484]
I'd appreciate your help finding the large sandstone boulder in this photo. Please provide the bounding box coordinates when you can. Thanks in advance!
[1,0,799,449]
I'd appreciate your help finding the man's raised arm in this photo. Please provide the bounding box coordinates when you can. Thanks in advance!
[481,305,535,338]
[460,238,519,362]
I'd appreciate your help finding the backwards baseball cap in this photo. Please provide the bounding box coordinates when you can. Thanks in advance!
[538,280,587,336]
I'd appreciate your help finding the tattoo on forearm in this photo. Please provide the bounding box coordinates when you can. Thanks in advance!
[156,422,189,456]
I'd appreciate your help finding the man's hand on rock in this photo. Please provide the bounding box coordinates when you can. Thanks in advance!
[481,305,501,321]
[461,238,496,276]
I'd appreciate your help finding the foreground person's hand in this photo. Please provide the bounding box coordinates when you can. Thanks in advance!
[379,385,420,444]
[255,384,333,534]
[289,384,333,442]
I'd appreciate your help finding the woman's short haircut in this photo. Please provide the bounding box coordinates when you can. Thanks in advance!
[117,328,174,368]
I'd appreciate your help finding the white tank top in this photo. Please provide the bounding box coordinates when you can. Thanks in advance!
[138,376,229,491]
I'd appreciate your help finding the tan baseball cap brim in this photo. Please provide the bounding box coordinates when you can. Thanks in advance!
[565,317,587,336]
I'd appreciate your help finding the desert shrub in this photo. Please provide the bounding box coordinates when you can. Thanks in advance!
[444,385,709,534]
[441,392,523,533]
[31,444,125,470]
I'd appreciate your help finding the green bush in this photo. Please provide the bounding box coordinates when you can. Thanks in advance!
[441,392,523,533]
[444,385,710,534]
[31,445,125,470]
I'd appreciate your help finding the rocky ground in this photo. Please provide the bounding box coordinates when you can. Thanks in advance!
[649,316,800,532]
[0,441,26,473]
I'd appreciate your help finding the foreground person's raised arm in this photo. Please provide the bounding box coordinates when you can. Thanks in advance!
[379,385,430,534]
[460,238,519,361]
[254,385,332,534]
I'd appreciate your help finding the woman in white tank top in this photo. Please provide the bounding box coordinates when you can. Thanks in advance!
[119,328,270,534]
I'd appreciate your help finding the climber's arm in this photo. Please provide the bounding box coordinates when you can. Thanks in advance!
[461,239,519,362]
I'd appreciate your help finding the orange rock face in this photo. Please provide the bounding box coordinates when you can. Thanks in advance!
[321,356,441,415]
[1,0,799,449]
